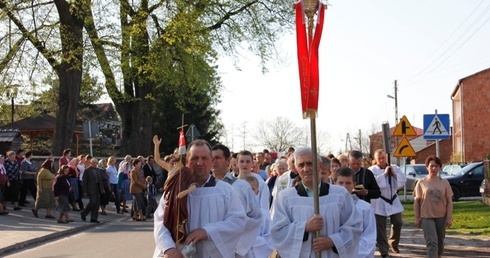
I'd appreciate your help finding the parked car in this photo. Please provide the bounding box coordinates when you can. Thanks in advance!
[400,164,448,192]
[443,161,485,201]
[400,164,426,191]
[442,164,465,176]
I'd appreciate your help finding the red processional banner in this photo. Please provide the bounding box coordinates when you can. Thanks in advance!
[295,1,325,118]
[178,130,186,155]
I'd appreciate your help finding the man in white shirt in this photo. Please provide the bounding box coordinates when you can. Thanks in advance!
[271,147,362,258]
[153,140,246,258]
[368,149,406,257]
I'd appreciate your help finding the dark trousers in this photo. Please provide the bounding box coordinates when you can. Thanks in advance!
[376,212,403,255]
[19,179,37,204]
[77,180,84,210]
[81,187,100,221]
[110,184,120,212]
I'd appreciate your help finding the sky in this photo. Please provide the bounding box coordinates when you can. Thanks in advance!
[215,0,490,154]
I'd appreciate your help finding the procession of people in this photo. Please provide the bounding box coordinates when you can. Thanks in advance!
[0,137,453,258]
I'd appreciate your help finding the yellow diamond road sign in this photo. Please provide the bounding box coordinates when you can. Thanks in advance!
[392,115,417,136]
[393,136,416,157]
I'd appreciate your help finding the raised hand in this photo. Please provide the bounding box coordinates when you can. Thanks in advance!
[153,135,162,145]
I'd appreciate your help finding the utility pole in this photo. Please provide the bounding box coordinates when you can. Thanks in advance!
[394,80,399,165]
[358,129,362,156]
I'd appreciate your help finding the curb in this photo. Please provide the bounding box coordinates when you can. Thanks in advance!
[0,215,126,256]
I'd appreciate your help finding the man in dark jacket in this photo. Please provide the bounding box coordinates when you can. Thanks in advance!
[349,150,381,203]
[81,158,105,223]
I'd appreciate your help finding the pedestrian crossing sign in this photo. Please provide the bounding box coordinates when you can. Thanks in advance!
[423,114,450,140]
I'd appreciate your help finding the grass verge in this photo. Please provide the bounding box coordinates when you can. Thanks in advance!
[402,200,490,236]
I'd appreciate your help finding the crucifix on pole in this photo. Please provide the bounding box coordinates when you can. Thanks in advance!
[176,114,188,132]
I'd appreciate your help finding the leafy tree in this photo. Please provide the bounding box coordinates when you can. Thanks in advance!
[83,0,292,155]
[1,0,293,155]
[0,0,87,155]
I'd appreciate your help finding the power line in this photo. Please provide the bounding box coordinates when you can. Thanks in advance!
[404,2,490,86]
[404,0,485,81]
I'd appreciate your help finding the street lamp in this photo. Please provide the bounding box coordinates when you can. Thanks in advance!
[6,85,18,129]
[386,94,398,125]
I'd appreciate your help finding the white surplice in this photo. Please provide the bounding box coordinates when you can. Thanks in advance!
[271,184,362,258]
[245,207,274,258]
[251,173,270,210]
[222,173,262,257]
[269,170,296,218]
[368,165,406,216]
[153,179,246,258]
[354,197,377,258]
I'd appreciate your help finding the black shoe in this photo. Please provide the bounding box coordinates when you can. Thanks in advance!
[72,208,81,212]
[81,213,86,222]
[122,209,128,213]
[90,220,100,223]
[0,211,8,215]
[117,211,124,214]
[14,207,22,211]
[32,209,38,217]
[24,201,31,204]
[45,215,55,219]
[389,243,400,253]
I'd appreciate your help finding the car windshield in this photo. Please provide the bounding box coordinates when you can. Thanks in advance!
[401,165,427,176]
[413,166,428,175]
[451,162,480,177]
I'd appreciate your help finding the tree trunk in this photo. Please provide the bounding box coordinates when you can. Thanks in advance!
[52,0,84,155]
[115,93,153,156]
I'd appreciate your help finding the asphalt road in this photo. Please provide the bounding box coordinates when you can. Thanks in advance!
[5,217,155,258]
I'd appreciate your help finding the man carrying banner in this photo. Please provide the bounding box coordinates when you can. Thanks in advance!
[271,147,362,258]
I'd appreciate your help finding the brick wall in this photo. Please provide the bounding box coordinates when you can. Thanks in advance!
[460,70,490,162]
[413,138,452,164]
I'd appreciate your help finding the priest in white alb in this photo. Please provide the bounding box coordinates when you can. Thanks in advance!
[271,147,362,258]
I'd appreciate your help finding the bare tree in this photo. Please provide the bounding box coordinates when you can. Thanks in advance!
[254,117,303,152]
[254,117,332,153]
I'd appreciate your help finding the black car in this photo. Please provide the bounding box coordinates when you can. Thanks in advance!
[443,161,485,201]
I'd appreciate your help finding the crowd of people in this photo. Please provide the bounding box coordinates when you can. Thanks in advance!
[0,147,162,224]
[152,138,453,258]
[0,139,453,258]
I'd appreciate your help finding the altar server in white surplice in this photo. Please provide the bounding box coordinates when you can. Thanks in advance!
[243,175,274,258]
[334,167,377,258]
[236,150,270,210]
[211,144,262,258]
[153,140,246,258]
[271,147,362,258]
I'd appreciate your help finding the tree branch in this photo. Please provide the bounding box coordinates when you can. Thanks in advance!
[83,2,122,102]
[206,0,259,31]
[0,0,60,72]
[0,35,27,74]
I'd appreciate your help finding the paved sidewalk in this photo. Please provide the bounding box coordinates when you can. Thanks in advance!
[375,226,490,257]
[0,199,129,256]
